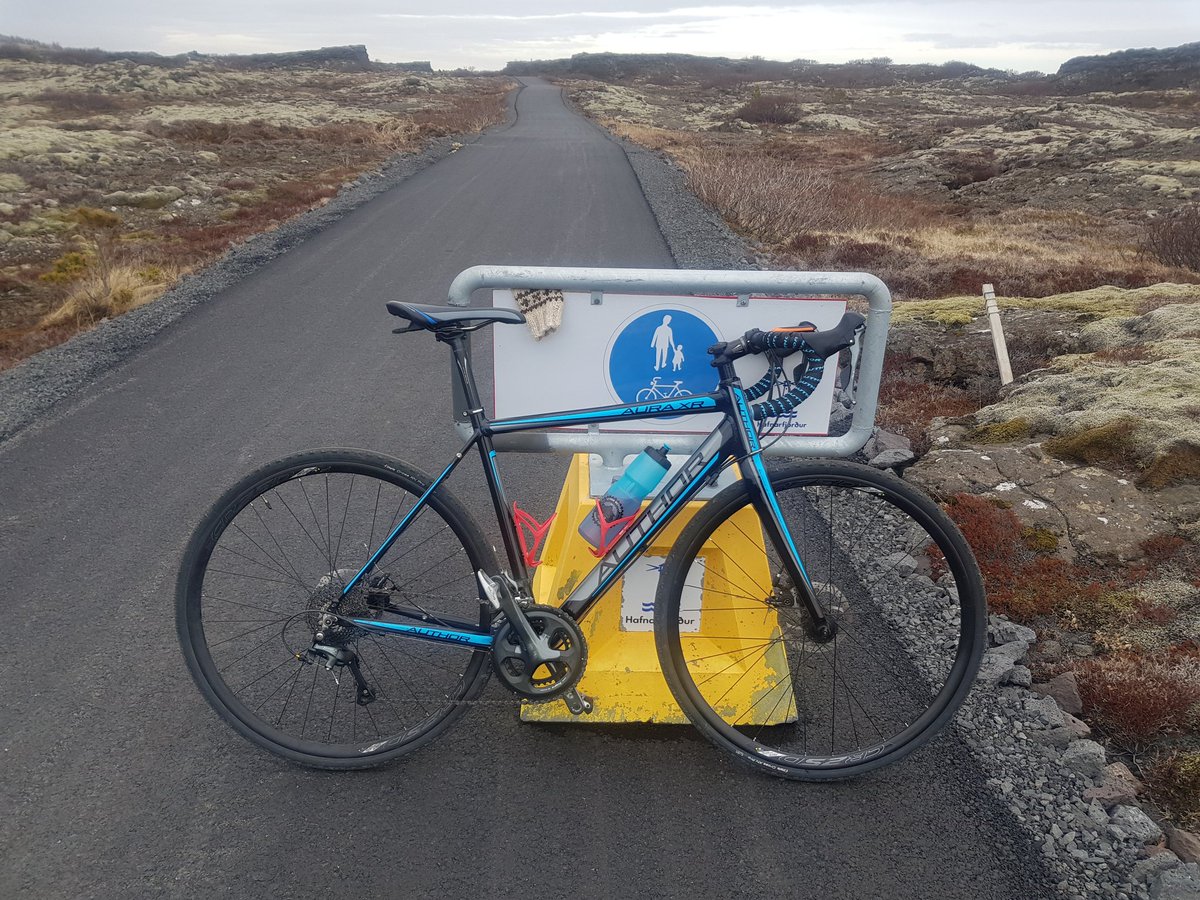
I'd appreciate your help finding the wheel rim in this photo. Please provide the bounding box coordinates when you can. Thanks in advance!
[183,461,490,759]
[662,471,983,773]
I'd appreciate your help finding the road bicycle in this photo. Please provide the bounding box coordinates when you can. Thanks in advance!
[176,298,986,780]
[635,377,692,402]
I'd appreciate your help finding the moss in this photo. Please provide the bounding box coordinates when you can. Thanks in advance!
[1138,442,1200,489]
[1069,590,1138,630]
[1022,526,1060,554]
[968,417,1031,444]
[894,284,1200,325]
[1044,418,1141,468]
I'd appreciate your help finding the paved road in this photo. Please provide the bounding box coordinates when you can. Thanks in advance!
[0,79,1051,898]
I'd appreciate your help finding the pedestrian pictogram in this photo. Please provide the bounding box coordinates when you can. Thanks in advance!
[607,308,720,414]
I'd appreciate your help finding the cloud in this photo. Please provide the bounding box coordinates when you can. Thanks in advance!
[6,0,1199,72]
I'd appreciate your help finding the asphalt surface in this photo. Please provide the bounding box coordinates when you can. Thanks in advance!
[0,79,1053,899]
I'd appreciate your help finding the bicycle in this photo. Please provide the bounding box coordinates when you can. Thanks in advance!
[635,377,693,402]
[176,297,986,780]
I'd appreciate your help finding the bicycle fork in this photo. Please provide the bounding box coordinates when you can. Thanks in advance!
[727,385,836,643]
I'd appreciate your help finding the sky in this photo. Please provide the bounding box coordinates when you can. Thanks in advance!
[4,1,1199,73]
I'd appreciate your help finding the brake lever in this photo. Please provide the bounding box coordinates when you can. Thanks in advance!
[842,322,866,403]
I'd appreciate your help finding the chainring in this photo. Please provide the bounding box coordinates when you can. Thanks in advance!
[491,604,587,702]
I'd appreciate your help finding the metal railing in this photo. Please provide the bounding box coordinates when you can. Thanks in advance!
[446,266,891,465]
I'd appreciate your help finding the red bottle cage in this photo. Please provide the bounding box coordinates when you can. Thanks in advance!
[587,498,638,559]
[512,503,556,569]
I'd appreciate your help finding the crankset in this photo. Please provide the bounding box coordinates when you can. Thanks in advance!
[491,603,588,702]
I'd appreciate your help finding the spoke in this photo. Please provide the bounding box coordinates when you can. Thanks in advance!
[251,659,305,712]
[366,636,433,718]
[209,618,284,651]
[229,522,309,592]
[203,593,283,615]
[298,478,332,574]
[708,640,780,707]
[366,480,384,560]
[300,662,322,739]
[274,489,332,564]
[275,663,306,727]
[694,637,781,687]
[332,474,355,571]
[235,653,300,696]
[328,664,342,741]
[216,628,288,675]
[247,503,308,590]
[389,546,470,594]
[210,543,306,589]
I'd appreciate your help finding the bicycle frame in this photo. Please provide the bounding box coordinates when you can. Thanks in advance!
[341,330,823,647]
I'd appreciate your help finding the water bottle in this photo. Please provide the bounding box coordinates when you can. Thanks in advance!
[579,445,672,549]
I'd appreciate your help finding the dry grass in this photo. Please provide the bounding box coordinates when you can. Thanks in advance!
[1147,750,1200,828]
[680,146,942,246]
[39,262,177,327]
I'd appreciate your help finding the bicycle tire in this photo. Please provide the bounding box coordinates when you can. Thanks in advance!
[635,387,661,402]
[654,459,986,780]
[177,449,497,770]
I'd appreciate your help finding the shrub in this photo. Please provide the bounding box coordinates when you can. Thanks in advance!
[34,89,125,115]
[1141,534,1188,563]
[942,494,1117,621]
[1142,205,1200,271]
[1147,751,1200,827]
[1076,653,1200,746]
[875,369,977,454]
[735,93,799,125]
[38,251,90,285]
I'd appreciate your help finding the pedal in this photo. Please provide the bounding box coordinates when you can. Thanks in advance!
[562,687,594,716]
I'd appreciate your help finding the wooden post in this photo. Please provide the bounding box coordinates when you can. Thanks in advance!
[983,283,1013,386]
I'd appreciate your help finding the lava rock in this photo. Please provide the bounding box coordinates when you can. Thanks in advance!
[979,640,1030,686]
[1063,739,1108,778]
[1085,762,1144,808]
[1032,670,1084,716]
[1169,828,1200,864]
[1110,805,1164,845]
[1150,862,1200,899]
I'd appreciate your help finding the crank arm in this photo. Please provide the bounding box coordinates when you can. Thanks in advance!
[477,571,564,666]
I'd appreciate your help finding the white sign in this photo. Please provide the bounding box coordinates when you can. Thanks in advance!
[619,556,704,632]
[492,292,846,435]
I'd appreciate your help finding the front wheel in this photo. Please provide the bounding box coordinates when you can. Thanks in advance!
[654,460,986,780]
[176,449,497,769]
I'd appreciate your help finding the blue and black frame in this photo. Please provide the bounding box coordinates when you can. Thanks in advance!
[341,325,838,648]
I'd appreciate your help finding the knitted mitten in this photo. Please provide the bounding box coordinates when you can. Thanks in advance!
[513,289,564,340]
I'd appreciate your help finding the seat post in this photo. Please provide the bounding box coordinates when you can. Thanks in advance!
[444,332,485,427]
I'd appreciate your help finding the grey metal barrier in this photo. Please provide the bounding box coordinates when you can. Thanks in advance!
[445,266,891,464]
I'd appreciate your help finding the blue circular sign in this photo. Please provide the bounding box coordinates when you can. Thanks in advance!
[607,307,720,409]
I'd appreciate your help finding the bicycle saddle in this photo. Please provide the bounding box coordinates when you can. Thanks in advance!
[386,301,525,331]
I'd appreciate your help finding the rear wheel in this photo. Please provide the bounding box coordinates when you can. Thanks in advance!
[176,449,497,769]
[654,460,986,780]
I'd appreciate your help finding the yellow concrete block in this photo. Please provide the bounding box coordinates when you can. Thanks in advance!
[521,453,794,724]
